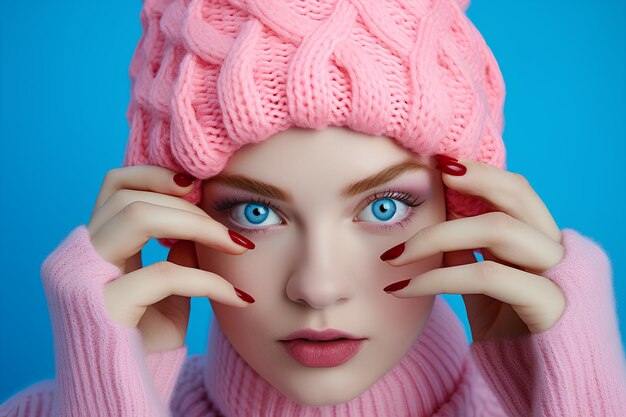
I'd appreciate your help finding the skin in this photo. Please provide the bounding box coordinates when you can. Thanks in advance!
[196,127,444,405]
[89,125,566,407]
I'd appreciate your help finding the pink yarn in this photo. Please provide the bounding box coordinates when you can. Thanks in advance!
[121,0,506,248]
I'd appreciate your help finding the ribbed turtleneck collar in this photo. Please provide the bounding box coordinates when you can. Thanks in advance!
[201,297,492,417]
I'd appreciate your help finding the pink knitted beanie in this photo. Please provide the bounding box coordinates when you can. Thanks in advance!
[122,0,506,248]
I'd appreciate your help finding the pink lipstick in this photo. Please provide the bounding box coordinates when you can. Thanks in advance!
[279,328,367,368]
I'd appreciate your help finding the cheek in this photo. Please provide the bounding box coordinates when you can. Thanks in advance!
[359,248,440,350]
[347,251,442,320]
[195,243,291,299]
[196,245,287,347]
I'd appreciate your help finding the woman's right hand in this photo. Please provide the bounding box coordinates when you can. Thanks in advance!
[86,165,255,354]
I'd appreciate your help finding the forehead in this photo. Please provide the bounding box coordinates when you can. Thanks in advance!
[204,158,430,202]
[205,126,430,190]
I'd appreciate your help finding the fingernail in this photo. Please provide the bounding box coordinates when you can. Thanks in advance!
[228,229,256,249]
[380,242,405,261]
[434,154,458,163]
[383,279,412,293]
[174,173,195,187]
[234,287,255,303]
[435,160,467,176]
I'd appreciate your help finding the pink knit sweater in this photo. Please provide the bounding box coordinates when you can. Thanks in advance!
[1,225,625,416]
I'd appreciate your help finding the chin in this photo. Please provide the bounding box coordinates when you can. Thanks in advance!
[270,369,378,407]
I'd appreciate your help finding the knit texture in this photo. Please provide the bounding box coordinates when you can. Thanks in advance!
[121,0,507,248]
[2,226,625,416]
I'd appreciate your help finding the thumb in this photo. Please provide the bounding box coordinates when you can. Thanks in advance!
[167,239,199,269]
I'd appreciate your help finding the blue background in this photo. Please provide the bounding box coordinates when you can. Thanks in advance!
[1,0,625,402]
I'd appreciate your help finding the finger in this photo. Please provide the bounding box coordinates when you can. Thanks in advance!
[131,262,249,307]
[91,201,253,269]
[382,212,565,272]
[105,261,251,327]
[89,188,209,236]
[479,246,535,272]
[143,239,199,321]
[437,157,561,243]
[157,240,200,318]
[385,261,566,333]
[447,210,548,272]
[92,165,196,217]
[140,239,198,326]
[443,246,526,287]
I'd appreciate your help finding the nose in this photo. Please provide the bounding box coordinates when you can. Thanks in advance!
[285,224,357,309]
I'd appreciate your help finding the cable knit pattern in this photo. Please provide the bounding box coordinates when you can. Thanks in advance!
[2,227,625,416]
[3,2,625,416]
[121,0,508,249]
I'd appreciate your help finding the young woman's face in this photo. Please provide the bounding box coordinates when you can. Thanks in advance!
[196,126,446,406]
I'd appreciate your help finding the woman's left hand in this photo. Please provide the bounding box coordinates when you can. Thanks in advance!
[380,155,567,343]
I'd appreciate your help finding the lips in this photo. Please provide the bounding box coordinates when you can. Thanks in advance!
[280,338,366,367]
[278,328,367,367]
[280,328,365,342]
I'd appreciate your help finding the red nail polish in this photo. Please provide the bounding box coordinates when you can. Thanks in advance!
[383,279,412,293]
[434,154,458,163]
[380,242,405,261]
[173,173,195,187]
[435,160,467,176]
[228,229,256,249]
[234,287,255,303]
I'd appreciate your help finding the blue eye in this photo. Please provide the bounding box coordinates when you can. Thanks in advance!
[232,202,282,227]
[211,189,424,234]
[357,198,409,223]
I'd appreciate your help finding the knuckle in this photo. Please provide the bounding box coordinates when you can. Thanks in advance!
[103,168,122,186]
[477,260,501,290]
[119,201,152,227]
[119,200,156,237]
[109,188,135,208]
[153,260,173,274]
[151,261,176,286]
[499,173,531,207]
[512,172,531,188]
[486,211,513,229]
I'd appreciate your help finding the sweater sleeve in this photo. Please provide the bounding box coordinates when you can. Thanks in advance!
[469,228,626,417]
[0,225,188,417]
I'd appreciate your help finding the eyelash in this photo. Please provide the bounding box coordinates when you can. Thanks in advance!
[210,188,424,235]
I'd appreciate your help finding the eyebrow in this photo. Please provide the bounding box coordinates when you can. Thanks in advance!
[205,159,427,203]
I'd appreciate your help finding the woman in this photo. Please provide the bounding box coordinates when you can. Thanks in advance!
[2,0,625,415]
